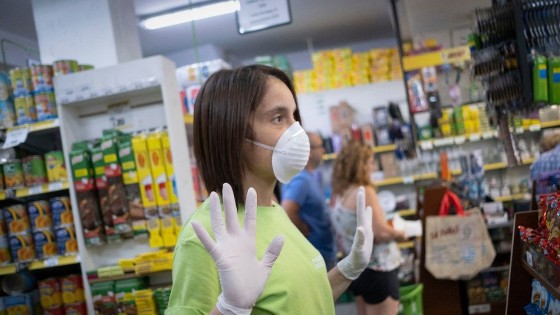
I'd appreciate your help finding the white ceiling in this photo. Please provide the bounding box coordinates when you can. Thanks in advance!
[0,0,491,62]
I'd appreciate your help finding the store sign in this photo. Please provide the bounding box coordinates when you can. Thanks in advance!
[441,46,471,65]
[237,0,292,34]
[3,125,29,149]
[108,103,134,132]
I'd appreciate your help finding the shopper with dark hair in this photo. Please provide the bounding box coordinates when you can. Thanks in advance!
[166,65,374,314]
[331,141,407,315]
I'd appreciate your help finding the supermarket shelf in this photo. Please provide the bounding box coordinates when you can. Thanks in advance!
[0,181,69,201]
[402,46,471,71]
[6,119,60,134]
[522,260,560,300]
[0,255,80,276]
[494,193,531,202]
[184,114,194,124]
[484,162,508,171]
[88,269,171,284]
[374,173,437,187]
[323,144,397,161]
[540,120,560,129]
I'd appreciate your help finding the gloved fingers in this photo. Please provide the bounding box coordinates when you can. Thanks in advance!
[352,226,365,251]
[209,192,227,241]
[244,187,257,239]
[356,186,366,229]
[223,183,241,235]
[260,236,285,268]
[192,221,217,257]
[365,205,373,235]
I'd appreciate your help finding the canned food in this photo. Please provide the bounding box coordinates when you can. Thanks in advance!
[28,200,51,231]
[34,91,57,121]
[38,278,62,310]
[22,155,48,187]
[0,236,12,264]
[30,65,53,92]
[14,95,37,125]
[60,274,84,305]
[63,302,87,315]
[53,60,79,77]
[0,99,16,129]
[55,225,78,256]
[9,233,35,263]
[3,160,24,189]
[4,205,30,235]
[33,229,57,259]
[0,72,10,101]
[45,151,67,183]
[9,68,32,97]
[50,197,73,227]
[1,270,36,295]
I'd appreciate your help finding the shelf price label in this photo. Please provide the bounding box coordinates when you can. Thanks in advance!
[44,257,59,267]
[419,141,433,150]
[3,126,29,149]
[48,182,63,191]
[526,251,533,267]
[468,134,481,142]
[454,136,466,145]
[482,131,495,139]
[529,124,541,132]
[28,186,43,195]
[402,176,415,184]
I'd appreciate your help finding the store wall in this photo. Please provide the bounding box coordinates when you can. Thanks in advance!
[0,29,40,69]
[164,44,226,68]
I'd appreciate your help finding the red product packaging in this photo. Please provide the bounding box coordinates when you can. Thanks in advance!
[64,302,87,315]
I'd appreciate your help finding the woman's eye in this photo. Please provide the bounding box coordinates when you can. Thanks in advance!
[273,116,283,123]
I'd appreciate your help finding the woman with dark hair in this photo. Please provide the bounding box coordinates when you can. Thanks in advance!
[331,141,407,315]
[166,65,374,314]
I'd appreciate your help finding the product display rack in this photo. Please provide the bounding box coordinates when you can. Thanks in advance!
[55,56,197,313]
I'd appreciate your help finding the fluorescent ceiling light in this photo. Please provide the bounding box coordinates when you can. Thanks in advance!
[140,0,240,30]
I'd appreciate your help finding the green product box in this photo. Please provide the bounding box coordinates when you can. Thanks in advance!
[91,145,120,243]
[101,134,133,237]
[548,56,560,104]
[534,55,548,103]
[117,135,147,238]
[69,143,105,246]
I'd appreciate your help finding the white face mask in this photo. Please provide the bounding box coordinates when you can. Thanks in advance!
[246,122,310,183]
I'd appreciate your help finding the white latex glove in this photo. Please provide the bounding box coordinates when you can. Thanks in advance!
[337,186,374,280]
[192,183,284,315]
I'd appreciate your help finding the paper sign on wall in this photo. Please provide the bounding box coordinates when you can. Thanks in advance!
[237,0,292,34]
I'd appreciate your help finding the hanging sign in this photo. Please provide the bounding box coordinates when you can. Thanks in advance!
[3,125,29,149]
[237,0,292,34]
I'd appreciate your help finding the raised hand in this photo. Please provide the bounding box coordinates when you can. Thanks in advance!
[192,183,284,315]
[336,186,374,280]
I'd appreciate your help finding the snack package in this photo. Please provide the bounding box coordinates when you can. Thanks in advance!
[91,145,120,243]
[147,132,172,218]
[132,134,158,219]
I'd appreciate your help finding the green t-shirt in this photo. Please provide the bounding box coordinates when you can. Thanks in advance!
[166,200,335,315]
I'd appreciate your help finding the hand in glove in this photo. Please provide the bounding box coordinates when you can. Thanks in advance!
[192,183,284,315]
[337,186,374,280]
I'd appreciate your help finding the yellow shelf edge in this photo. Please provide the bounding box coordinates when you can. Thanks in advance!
[540,120,560,129]
[14,181,69,198]
[322,153,337,161]
[403,46,471,71]
[29,255,80,270]
[484,162,507,171]
[397,209,416,216]
[0,265,16,276]
[7,119,59,133]
[372,144,397,153]
[374,177,404,187]
[398,241,414,249]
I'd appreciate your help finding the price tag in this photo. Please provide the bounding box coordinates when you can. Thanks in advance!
[482,131,494,139]
[28,186,43,195]
[4,189,15,199]
[3,126,29,149]
[44,257,59,267]
[469,304,491,314]
[469,134,481,142]
[108,103,134,132]
[529,124,541,132]
[48,182,63,191]
[515,127,524,134]
[526,251,533,267]
[454,136,466,145]
[402,176,415,184]
[76,254,81,262]
[420,141,433,150]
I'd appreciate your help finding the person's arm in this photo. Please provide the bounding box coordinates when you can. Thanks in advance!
[281,200,310,236]
[330,187,374,300]
[364,186,406,243]
[209,308,221,315]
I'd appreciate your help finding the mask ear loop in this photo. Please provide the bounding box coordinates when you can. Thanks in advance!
[244,139,288,155]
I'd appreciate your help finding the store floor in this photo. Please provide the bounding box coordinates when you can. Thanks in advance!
[335,303,357,315]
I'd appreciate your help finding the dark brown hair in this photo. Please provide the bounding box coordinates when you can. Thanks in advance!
[331,141,373,197]
[193,65,301,205]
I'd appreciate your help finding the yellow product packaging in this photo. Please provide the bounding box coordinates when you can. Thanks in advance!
[132,135,158,219]
[161,217,177,248]
[147,218,163,248]
[147,132,172,217]
[161,133,179,206]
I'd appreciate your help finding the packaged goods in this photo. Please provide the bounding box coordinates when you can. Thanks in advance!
[147,132,172,217]
[28,200,51,231]
[45,151,67,183]
[60,274,85,305]
[0,99,16,129]
[70,144,105,246]
[54,225,79,256]
[34,90,57,121]
[50,197,73,228]
[9,68,32,97]
[4,205,30,236]
[117,135,147,238]
[53,60,79,77]
[3,294,33,315]
[31,65,54,92]
[132,135,158,219]
[33,229,57,258]
[22,155,48,187]
[14,95,36,125]
[9,234,35,263]
[3,160,24,189]
[101,132,132,236]
[38,277,62,310]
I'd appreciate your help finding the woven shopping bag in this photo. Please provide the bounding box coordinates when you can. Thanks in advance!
[425,191,496,280]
